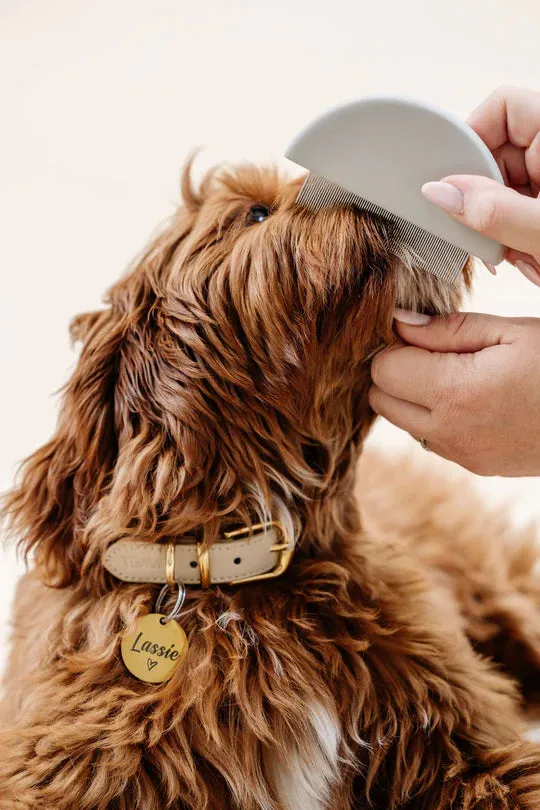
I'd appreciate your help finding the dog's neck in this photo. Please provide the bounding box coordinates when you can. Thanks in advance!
[186,378,374,554]
[217,411,371,555]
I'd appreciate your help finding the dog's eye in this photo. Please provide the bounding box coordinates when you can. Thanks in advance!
[247,204,270,224]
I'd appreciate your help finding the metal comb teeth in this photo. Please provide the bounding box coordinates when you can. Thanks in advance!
[296,173,468,284]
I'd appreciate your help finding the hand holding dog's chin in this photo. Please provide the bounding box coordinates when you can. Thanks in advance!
[369,311,540,477]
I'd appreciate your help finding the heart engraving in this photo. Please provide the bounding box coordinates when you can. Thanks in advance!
[121,614,188,683]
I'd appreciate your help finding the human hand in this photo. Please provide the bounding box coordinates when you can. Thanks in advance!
[422,86,540,285]
[369,311,540,476]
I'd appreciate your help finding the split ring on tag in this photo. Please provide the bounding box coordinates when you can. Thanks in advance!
[155,582,186,622]
[121,545,188,684]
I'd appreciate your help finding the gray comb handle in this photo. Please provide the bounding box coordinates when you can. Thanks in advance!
[297,173,468,282]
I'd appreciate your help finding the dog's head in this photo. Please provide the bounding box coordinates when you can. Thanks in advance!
[4,164,470,585]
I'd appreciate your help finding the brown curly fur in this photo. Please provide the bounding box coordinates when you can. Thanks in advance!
[2,163,540,809]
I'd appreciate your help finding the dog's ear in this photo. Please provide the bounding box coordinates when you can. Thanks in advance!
[1,301,130,587]
[2,168,202,587]
[2,246,176,587]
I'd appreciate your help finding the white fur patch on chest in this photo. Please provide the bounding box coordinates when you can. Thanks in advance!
[265,701,342,810]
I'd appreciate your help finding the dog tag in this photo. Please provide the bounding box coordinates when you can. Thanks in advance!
[121,613,188,683]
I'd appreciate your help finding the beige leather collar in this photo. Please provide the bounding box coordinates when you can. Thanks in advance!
[103,522,294,587]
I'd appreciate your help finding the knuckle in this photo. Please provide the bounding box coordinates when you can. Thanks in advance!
[370,356,384,387]
[492,83,518,101]
[368,387,380,412]
[370,350,393,388]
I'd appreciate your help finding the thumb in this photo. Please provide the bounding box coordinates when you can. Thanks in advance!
[422,174,540,260]
[394,311,513,353]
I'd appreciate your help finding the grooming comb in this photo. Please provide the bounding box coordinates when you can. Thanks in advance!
[285,97,505,282]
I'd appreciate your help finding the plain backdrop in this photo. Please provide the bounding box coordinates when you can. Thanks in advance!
[2,0,540,683]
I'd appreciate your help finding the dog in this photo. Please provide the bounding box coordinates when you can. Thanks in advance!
[2,162,540,810]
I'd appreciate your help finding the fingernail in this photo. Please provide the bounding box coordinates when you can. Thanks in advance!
[516,260,540,287]
[421,181,464,214]
[393,308,432,326]
[483,261,497,276]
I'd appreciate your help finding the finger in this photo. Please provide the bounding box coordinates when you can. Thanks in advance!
[493,142,531,189]
[524,131,540,195]
[494,139,540,196]
[370,344,444,407]
[467,87,540,193]
[423,174,540,259]
[509,184,537,198]
[394,311,514,353]
[466,86,540,151]
[505,251,540,286]
[368,385,432,437]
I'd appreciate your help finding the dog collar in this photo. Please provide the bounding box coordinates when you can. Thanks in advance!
[103,521,294,588]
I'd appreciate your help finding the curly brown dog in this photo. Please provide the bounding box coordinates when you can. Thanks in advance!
[2,163,540,810]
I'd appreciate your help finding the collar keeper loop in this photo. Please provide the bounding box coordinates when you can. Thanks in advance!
[165,542,176,590]
[196,543,211,588]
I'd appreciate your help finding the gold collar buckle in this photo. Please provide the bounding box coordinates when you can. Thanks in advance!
[223,521,294,585]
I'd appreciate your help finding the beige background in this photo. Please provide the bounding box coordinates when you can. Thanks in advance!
[1,0,540,684]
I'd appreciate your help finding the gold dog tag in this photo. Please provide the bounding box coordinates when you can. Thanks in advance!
[121,613,188,683]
